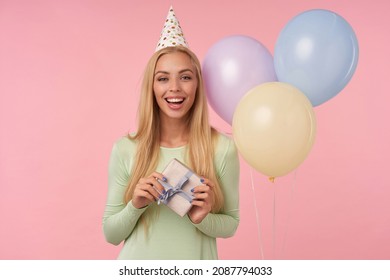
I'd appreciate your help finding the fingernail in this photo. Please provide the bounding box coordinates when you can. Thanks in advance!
[200,178,205,183]
[163,177,167,182]
[191,188,194,192]
[162,189,166,194]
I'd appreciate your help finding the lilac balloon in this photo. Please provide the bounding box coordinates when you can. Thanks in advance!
[203,35,277,124]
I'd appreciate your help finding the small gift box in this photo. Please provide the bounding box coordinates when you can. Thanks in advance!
[157,158,201,217]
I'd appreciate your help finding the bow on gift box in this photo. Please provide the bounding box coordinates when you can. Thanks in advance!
[157,170,194,205]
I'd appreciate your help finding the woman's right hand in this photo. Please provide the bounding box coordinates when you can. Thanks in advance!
[131,172,166,209]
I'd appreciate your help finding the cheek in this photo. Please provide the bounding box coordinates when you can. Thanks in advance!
[187,82,198,96]
[188,88,197,106]
[152,87,162,106]
[153,85,166,100]
[153,80,166,92]
[153,84,159,96]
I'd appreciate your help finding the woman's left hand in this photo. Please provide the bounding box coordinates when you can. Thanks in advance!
[188,177,214,224]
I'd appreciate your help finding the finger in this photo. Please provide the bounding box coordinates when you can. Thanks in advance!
[144,178,165,195]
[138,177,148,184]
[147,173,167,194]
[199,177,214,188]
[134,189,155,203]
[191,200,208,208]
[149,172,167,182]
[191,185,211,193]
[137,175,166,199]
[151,183,165,198]
[192,192,210,201]
[138,183,162,200]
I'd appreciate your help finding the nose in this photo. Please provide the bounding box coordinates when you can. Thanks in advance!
[169,78,180,92]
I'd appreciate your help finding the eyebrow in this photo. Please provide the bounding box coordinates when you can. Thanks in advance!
[154,69,194,76]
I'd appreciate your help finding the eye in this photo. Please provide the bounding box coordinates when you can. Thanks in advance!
[156,77,168,82]
[181,75,192,80]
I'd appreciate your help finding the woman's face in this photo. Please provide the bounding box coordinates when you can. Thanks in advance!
[153,51,198,122]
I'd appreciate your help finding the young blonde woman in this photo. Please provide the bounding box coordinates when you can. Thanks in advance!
[102,8,239,260]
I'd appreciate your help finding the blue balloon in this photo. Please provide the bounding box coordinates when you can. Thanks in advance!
[274,9,359,106]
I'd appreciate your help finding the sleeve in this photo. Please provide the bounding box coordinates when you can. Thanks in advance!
[102,141,148,245]
[192,136,240,238]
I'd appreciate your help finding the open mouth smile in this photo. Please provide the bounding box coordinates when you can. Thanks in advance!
[165,97,185,104]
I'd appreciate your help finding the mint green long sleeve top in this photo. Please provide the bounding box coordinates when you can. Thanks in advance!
[103,133,240,259]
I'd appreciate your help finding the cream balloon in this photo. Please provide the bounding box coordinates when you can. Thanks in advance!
[232,82,316,178]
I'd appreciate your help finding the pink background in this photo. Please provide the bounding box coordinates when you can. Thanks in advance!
[0,0,389,259]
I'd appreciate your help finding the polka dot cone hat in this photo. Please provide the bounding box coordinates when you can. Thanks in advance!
[155,6,189,52]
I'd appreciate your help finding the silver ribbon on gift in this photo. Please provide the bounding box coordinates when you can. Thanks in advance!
[157,170,194,205]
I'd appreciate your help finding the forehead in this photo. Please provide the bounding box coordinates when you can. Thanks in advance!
[154,52,195,72]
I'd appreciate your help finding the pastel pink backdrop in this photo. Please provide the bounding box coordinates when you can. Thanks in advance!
[0,0,389,259]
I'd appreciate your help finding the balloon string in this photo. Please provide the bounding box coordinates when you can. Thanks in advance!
[250,167,264,260]
[273,182,276,259]
[280,170,297,258]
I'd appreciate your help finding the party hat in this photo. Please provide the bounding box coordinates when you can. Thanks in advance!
[155,6,189,51]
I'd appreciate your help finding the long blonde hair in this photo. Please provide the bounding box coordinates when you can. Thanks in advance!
[124,46,224,213]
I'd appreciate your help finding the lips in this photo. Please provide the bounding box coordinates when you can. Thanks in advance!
[165,97,185,104]
[164,97,186,110]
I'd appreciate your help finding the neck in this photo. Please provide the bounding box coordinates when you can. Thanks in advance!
[159,115,190,148]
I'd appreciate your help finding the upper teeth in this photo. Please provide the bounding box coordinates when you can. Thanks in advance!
[167,98,184,103]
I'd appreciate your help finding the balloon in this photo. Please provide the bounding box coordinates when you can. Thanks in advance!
[232,82,316,178]
[274,9,359,106]
[203,35,277,124]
